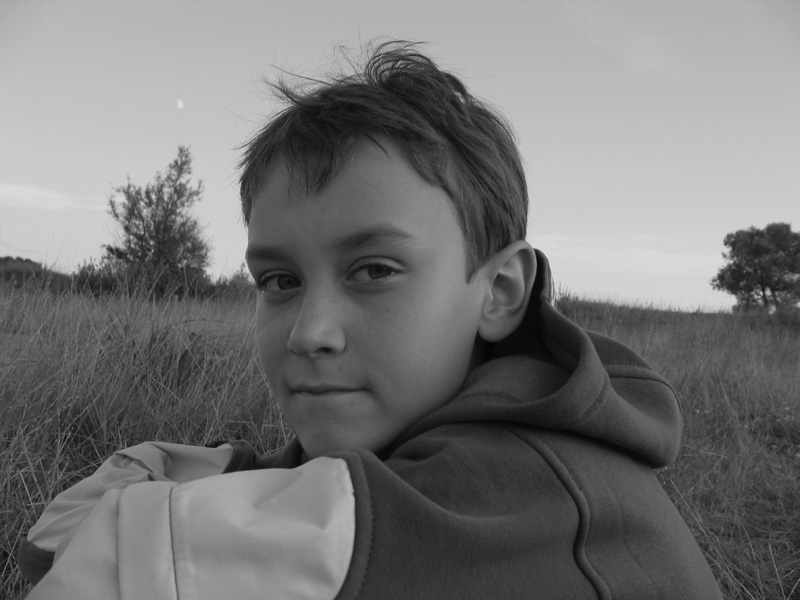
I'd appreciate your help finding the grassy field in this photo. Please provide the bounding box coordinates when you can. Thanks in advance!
[1,283,799,599]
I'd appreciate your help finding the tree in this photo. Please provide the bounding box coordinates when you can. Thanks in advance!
[711,222,800,310]
[103,146,211,297]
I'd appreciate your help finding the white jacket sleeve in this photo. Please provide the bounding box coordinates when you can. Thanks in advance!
[26,456,356,600]
[27,441,235,555]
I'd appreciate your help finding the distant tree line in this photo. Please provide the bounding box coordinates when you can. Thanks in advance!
[0,257,71,292]
[0,256,251,299]
[712,222,800,311]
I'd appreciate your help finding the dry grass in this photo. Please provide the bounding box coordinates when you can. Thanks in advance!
[0,284,289,598]
[2,284,799,598]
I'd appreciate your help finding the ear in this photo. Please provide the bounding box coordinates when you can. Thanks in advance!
[477,241,537,343]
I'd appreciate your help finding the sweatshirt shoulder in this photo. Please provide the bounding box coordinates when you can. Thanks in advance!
[329,428,600,600]
[357,422,721,600]
[521,428,724,599]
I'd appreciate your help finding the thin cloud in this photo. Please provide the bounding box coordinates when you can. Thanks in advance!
[533,233,582,245]
[557,0,686,79]
[0,184,106,212]
[0,240,41,255]
[535,231,720,276]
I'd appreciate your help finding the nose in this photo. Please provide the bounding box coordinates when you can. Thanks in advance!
[286,287,346,357]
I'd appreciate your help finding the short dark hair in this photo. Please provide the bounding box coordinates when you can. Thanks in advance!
[238,40,528,279]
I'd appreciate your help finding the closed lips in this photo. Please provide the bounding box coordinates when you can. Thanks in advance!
[292,385,361,394]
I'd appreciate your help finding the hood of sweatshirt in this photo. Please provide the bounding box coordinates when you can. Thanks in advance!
[388,249,682,468]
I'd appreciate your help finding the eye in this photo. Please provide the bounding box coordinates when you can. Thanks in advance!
[256,273,301,292]
[349,261,400,283]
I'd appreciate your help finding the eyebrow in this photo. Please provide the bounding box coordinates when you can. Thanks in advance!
[245,224,417,262]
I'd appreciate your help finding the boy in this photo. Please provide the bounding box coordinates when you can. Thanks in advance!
[19,41,722,599]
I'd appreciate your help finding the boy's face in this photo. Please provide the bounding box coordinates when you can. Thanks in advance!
[246,141,487,458]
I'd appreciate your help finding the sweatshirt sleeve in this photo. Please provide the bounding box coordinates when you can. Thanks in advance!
[25,456,356,600]
[20,441,235,584]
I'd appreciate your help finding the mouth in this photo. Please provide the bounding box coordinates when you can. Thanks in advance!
[291,384,363,395]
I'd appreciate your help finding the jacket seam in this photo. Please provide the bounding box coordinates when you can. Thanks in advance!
[570,376,610,426]
[342,453,374,600]
[604,366,672,383]
[168,486,180,600]
[361,454,375,600]
[505,426,613,600]
[605,369,679,399]
[457,386,609,429]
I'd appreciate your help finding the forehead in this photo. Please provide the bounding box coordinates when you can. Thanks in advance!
[246,141,466,258]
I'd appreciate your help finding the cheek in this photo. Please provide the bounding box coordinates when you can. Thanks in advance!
[255,306,290,377]
[370,285,479,380]
[420,285,483,370]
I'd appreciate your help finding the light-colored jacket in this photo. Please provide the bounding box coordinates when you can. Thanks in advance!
[24,441,355,599]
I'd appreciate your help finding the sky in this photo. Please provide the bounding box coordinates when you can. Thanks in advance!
[1,0,798,311]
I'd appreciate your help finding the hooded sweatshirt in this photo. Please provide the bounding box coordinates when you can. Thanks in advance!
[19,250,722,599]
